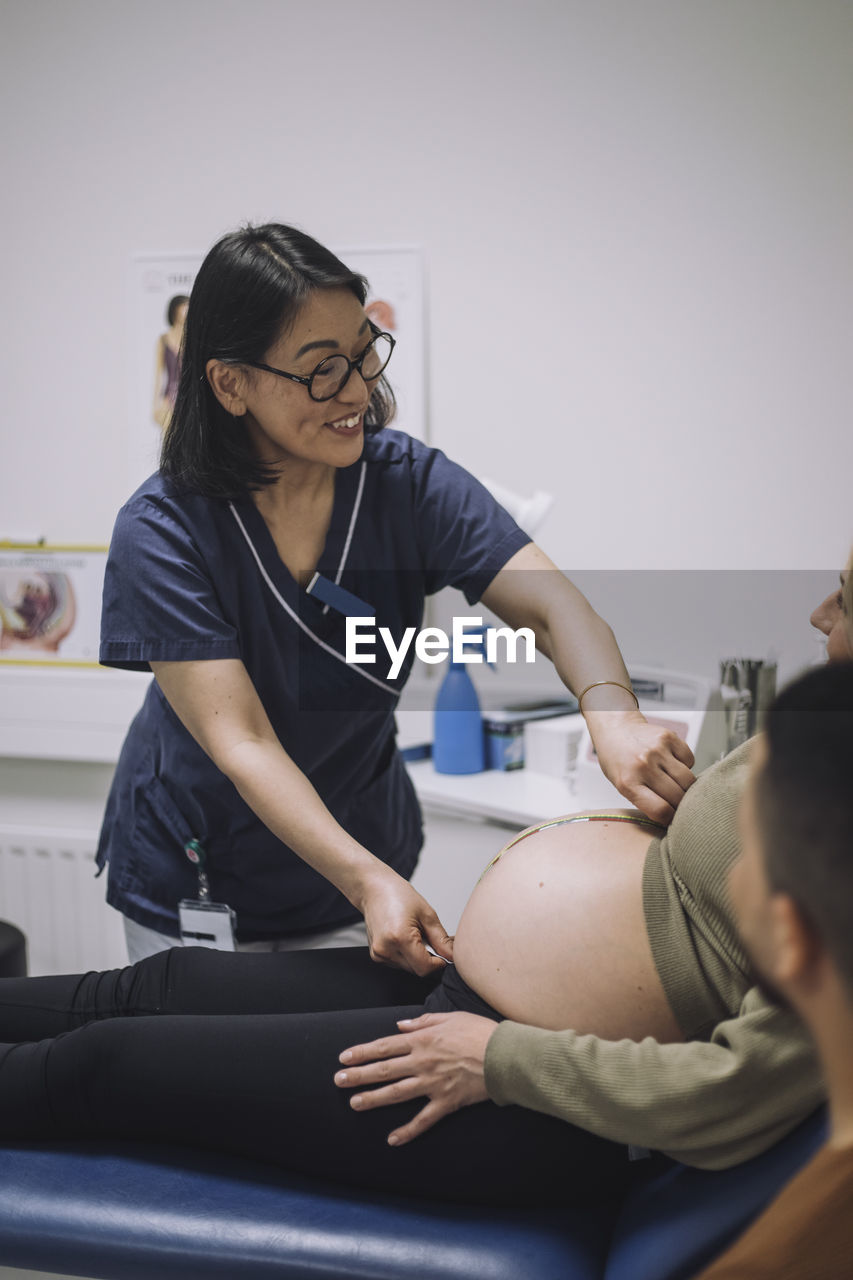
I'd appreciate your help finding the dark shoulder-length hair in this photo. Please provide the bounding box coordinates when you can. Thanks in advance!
[161,223,396,497]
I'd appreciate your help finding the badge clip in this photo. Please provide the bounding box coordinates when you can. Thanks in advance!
[305,572,375,619]
[179,838,237,951]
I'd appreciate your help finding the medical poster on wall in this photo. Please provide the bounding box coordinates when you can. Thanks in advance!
[128,245,426,493]
[127,253,198,489]
[0,544,108,667]
[337,244,426,442]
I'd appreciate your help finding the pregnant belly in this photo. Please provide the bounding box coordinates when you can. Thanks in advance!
[453,814,685,1042]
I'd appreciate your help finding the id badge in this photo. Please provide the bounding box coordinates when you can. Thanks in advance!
[178,899,237,951]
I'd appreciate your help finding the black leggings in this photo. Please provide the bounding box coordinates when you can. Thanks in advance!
[0,947,642,1207]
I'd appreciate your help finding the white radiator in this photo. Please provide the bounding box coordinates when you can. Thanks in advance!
[0,825,128,976]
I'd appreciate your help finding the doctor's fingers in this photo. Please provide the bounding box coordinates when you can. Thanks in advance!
[668,735,696,770]
[370,934,448,977]
[420,916,454,963]
[626,768,696,826]
[362,884,450,974]
[614,768,683,825]
[649,759,695,807]
[401,893,454,964]
[636,733,695,781]
[368,910,450,974]
[627,786,676,827]
[625,750,696,820]
[631,725,695,770]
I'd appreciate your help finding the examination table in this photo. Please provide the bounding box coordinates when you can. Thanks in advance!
[0,1106,825,1279]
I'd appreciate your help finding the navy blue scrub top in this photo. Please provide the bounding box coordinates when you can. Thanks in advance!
[97,429,531,940]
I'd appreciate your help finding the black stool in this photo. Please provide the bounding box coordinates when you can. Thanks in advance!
[0,921,27,977]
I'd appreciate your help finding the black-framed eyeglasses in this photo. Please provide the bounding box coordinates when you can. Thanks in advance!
[242,328,396,403]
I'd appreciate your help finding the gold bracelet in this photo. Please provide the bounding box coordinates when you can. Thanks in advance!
[576,680,640,712]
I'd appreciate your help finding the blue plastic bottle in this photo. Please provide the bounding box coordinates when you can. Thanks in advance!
[433,659,485,774]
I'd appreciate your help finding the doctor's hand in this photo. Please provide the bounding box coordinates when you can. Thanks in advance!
[587,711,696,826]
[334,1011,497,1145]
[359,869,454,976]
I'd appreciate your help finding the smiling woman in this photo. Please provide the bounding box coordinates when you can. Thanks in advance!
[206,289,391,477]
[95,221,697,975]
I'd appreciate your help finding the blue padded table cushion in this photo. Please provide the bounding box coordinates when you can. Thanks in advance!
[605,1107,828,1280]
[0,1140,616,1280]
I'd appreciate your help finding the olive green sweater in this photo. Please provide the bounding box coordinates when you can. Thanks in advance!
[483,742,824,1169]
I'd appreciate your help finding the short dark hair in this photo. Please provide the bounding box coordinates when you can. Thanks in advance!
[757,662,853,994]
[161,224,395,498]
[166,294,189,326]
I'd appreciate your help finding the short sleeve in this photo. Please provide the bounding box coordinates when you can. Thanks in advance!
[99,496,241,671]
[409,444,531,603]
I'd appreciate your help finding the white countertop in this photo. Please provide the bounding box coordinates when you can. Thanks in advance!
[404,757,597,828]
[0,666,152,762]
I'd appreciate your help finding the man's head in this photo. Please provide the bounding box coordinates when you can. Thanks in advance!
[731,663,853,1017]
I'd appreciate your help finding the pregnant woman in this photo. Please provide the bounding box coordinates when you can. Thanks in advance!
[0,563,848,1207]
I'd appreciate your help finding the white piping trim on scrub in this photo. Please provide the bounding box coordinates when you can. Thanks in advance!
[321,460,367,615]
[228,500,396,697]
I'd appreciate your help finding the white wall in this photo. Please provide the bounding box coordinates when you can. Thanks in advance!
[2,0,852,637]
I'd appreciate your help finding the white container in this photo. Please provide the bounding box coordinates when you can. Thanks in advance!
[524,698,727,811]
[523,714,587,780]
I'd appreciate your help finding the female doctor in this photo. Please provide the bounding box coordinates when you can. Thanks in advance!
[97,222,695,972]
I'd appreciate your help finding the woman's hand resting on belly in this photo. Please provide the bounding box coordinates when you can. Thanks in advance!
[334,1011,498,1145]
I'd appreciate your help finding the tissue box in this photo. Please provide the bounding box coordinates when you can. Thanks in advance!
[523,714,587,779]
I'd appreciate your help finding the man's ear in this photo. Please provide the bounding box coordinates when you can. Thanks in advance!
[768,893,823,991]
[206,359,248,417]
